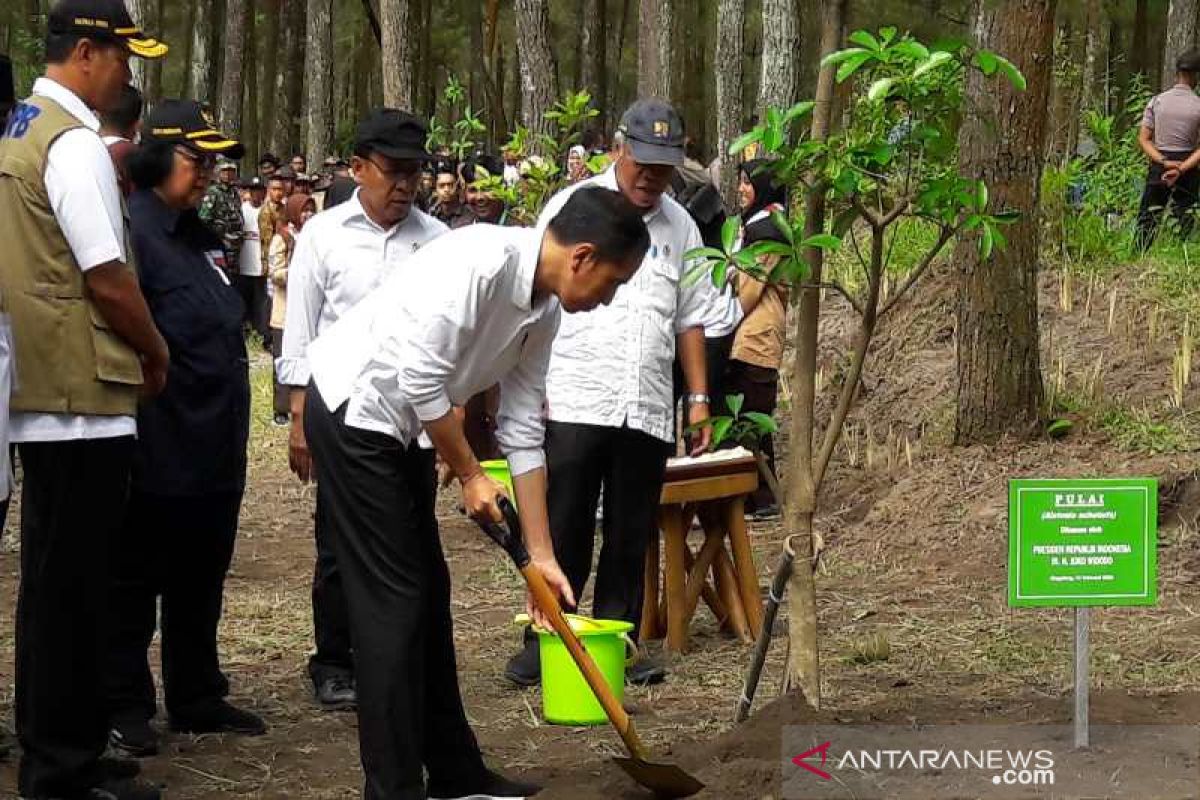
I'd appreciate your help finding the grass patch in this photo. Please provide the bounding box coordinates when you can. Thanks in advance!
[1098,406,1197,454]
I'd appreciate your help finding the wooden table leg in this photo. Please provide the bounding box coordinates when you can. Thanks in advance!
[683,545,729,629]
[661,507,690,653]
[640,523,662,641]
[714,547,751,642]
[727,497,764,637]
[684,532,724,621]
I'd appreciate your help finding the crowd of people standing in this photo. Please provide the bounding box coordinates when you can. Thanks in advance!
[0,2,791,799]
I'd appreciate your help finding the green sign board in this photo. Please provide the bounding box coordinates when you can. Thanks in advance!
[1009,479,1157,607]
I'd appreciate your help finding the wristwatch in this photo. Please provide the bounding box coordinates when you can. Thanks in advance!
[687,393,711,405]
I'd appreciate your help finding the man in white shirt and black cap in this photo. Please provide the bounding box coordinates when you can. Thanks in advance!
[278,108,447,710]
[304,185,649,800]
[504,98,716,687]
[0,2,169,797]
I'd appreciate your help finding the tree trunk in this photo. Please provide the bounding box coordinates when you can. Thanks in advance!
[260,0,280,155]
[758,0,802,118]
[781,0,846,710]
[954,0,1053,445]
[144,0,164,102]
[126,0,146,90]
[380,0,415,109]
[715,0,746,208]
[243,0,258,164]
[419,0,435,118]
[1163,0,1200,89]
[515,0,560,143]
[581,0,608,130]
[1082,0,1103,111]
[638,0,675,100]
[272,0,304,156]
[304,0,334,165]
[218,0,247,136]
[1132,0,1151,79]
[178,0,195,96]
[466,0,505,145]
[189,0,215,105]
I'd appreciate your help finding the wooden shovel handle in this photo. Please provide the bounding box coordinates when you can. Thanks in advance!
[521,563,649,761]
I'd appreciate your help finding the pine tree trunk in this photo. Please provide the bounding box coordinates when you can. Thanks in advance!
[219,0,247,136]
[638,0,675,100]
[758,0,802,117]
[1132,0,1151,79]
[715,0,746,208]
[515,0,560,143]
[243,0,258,164]
[380,0,415,109]
[144,0,164,101]
[581,0,608,130]
[1163,0,1200,89]
[272,0,305,157]
[1082,0,1103,110]
[127,0,145,90]
[954,0,1053,445]
[260,0,280,154]
[419,0,435,117]
[189,0,215,104]
[304,0,334,165]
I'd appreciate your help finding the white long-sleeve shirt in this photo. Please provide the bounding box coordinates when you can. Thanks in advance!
[534,168,710,443]
[276,192,447,388]
[308,225,560,477]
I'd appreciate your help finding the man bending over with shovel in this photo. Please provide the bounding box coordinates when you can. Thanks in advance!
[303,187,650,800]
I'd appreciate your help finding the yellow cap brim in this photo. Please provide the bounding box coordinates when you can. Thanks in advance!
[193,138,241,153]
[125,37,168,59]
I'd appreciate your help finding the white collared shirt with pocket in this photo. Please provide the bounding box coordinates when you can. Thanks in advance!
[308,225,560,477]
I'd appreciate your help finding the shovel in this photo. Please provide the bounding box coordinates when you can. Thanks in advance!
[478,497,705,799]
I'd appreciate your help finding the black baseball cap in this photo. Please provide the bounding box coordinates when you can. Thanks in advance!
[239,176,265,190]
[618,98,685,166]
[462,154,503,184]
[258,152,281,167]
[355,108,432,161]
[48,0,168,59]
[143,99,244,158]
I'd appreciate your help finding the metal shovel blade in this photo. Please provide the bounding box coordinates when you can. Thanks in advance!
[612,756,705,798]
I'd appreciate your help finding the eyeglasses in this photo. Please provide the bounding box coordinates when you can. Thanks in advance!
[365,156,421,185]
[175,146,216,171]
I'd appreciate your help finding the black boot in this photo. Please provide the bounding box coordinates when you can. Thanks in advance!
[427,767,542,800]
[503,633,540,687]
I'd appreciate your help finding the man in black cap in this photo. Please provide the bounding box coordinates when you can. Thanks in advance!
[277,108,448,712]
[258,151,281,179]
[0,2,169,798]
[505,98,724,689]
[1137,49,1200,249]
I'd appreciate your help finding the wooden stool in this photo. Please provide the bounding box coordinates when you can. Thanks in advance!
[640,456,765,653]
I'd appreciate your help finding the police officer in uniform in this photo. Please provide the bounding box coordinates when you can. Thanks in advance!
[0,2,170,797]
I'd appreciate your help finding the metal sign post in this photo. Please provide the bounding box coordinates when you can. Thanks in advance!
[1073,607,1089,749]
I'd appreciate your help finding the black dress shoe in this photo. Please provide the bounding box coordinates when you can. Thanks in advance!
[168,699,267,736]
[503,639,540,687]
[87,776,162,800]
[109,714,158,758]
[313,674,356,710]
[427,767,542,799]
[626,657,668,686]
[99,754,142,779]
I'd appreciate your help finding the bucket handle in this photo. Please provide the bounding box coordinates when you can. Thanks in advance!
[622,632,640,667]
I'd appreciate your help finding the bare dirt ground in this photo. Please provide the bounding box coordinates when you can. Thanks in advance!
[0,262,1198,799]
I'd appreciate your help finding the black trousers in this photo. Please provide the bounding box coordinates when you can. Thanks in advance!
[721,360,780,510]
[269,328,291,417]
[236,274,269,340]
[1136,151,1200,250]
[546,422,673,631]
[16,437,133,797]
[305,394,484,800]
[105,489,242,721]
[674,332,734,446]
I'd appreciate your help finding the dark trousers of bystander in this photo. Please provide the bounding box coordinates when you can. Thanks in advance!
[15,437,134,798]
[268,328,292,417]
[237,275,270,343]
[545,421,673,631]
[304,392,486,799]
[720,359,781,511]
[1135,151,1200,251]
[105,490,242,722]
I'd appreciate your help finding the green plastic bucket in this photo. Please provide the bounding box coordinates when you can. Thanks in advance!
[537,616,636,726]
[480,459,515,506]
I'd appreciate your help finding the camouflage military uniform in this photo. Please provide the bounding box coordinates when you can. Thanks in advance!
[258,199,284,274]
[198,181,244,273]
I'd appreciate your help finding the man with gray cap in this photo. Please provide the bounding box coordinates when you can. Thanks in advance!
[1136,49,1200,250]
[199,154,245,276]
[504,98,719,687]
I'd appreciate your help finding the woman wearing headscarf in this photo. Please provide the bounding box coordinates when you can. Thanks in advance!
[738,158,789,230]
[267,194,318,426]
[106,100,265,758]
[566,144,589,184]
